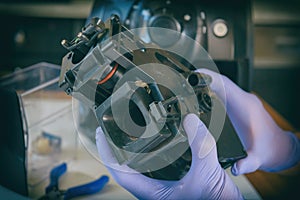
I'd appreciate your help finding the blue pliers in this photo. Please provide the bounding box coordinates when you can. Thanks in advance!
[39,162,109,200]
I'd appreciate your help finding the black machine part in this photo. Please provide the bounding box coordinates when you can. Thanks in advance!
[59,15,246,180]
[0,88,28,196]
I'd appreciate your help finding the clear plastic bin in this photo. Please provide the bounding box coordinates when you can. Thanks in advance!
[0,62,78,196]
[0,62,69,127]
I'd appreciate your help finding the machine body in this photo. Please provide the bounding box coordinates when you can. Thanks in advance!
[59,15,246,180]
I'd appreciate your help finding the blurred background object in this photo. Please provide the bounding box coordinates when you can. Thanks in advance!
[89,0,253,92]
[0,0,93,76]
[0,0,299,129]
[252,0,300,130]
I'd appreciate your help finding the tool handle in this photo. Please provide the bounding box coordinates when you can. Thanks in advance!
[63,175,109,200]
[46,162,67,193]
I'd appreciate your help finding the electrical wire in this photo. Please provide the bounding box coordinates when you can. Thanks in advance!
[97,63,119,84]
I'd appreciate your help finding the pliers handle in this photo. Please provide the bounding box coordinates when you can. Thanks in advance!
[42,162,109,200]
[46,162,67,193]
[64,175,109,200]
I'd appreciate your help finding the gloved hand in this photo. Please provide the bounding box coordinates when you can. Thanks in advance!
[96,114,243,200]
[196,69,300,175]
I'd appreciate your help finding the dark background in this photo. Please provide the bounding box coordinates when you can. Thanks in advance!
[0,0,299,129]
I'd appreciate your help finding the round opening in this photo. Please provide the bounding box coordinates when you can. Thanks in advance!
[188,73,199,87]
[150,15,180,31]
[148,15,182,47]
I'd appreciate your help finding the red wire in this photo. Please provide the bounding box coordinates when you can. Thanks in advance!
[97,63,118,85]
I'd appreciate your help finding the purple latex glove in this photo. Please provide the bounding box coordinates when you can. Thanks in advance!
[96,114,243,200]
[196,69,300,175]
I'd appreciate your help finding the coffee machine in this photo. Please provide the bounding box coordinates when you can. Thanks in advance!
[88,0,253,91]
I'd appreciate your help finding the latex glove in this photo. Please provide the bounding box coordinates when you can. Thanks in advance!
[96,114,243,200]
[196,69,300,175]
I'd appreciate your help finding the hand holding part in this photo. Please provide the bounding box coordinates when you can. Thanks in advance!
[96,114,242,199]
[195,69,300,175]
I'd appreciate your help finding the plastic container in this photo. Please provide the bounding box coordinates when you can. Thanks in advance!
[0,62,68,127]
[0,62,78,196]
